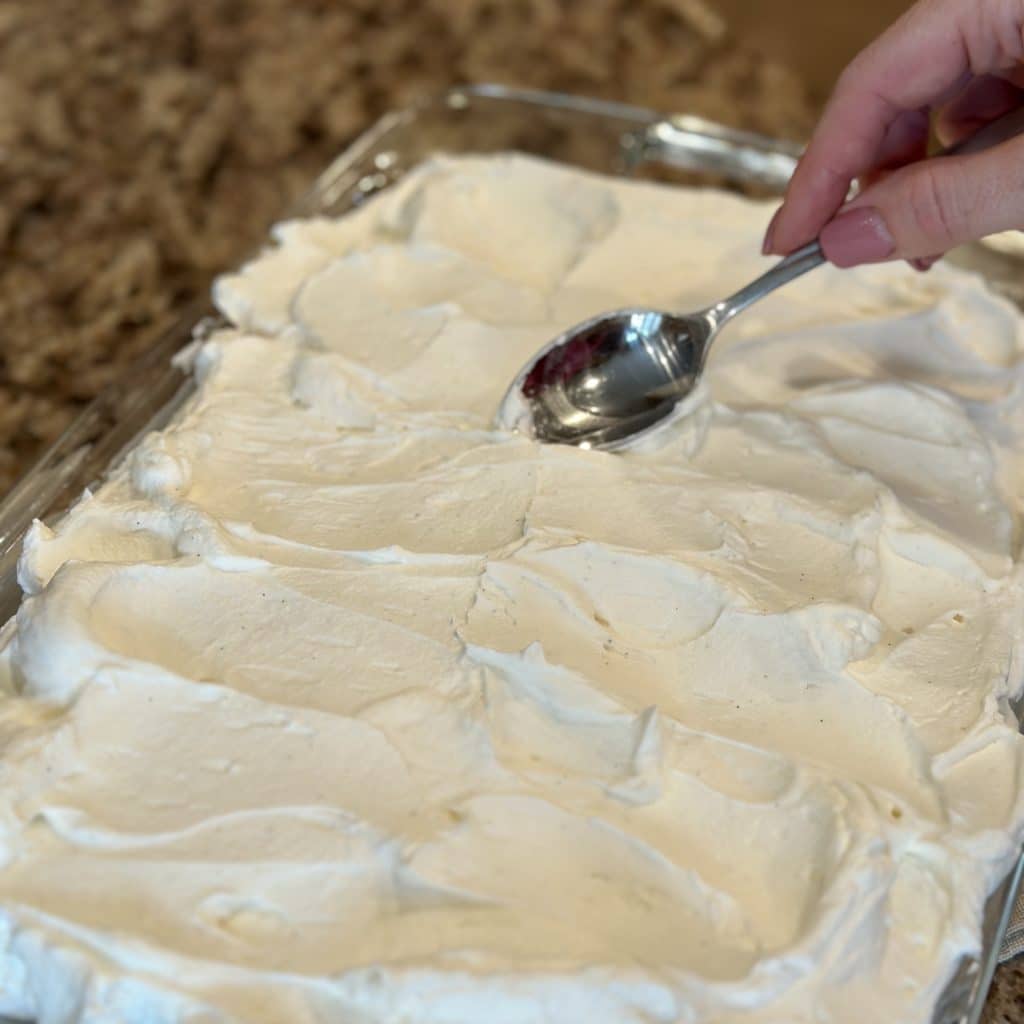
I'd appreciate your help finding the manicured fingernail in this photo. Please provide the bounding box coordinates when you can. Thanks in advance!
[762,208,782,255]
[820,206,896,268]
[910,255,940,273]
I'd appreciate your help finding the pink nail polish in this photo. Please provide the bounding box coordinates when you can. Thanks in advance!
[909,255,940,273]
[762,208,782,255]
[820,207,896,268]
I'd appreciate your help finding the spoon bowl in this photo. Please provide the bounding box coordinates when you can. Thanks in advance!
[498,241,823,448]
[499,308,716,448]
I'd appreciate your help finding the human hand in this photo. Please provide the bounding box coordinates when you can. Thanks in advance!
[762,0,1024,269]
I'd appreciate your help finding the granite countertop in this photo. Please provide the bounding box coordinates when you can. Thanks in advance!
[0,0,814,493]
[1,0,1022,1018]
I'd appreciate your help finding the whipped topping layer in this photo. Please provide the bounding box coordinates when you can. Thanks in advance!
[2,154,1024,1024]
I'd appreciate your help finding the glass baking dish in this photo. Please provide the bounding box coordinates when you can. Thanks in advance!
[0,83,1022,1024]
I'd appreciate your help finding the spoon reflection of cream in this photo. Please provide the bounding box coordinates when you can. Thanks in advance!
[2,155,1024,1024]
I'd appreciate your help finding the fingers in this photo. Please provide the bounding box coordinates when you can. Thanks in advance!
[819,135,1024,267]
[858,108,931,192]
[872,109,932,172]
[764,0,1024,255]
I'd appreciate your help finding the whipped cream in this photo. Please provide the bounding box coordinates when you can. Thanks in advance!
[2,154,1024,1024]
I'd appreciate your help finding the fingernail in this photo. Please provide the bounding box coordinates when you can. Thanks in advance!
[820,207,896,268]
[762,208,782,255]
[909,255,940,273]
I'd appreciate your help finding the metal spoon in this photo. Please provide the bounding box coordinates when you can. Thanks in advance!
[496,241,822,448]
[497,108,1024,449]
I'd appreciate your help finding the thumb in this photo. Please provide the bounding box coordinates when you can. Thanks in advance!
[819,136,1024,268]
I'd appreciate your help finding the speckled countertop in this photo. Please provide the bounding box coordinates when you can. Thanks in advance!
[1,0,1022,1018]
[0,0,815,493]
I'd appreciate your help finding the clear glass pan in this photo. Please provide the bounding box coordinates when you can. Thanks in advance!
[1,83,1021,1024]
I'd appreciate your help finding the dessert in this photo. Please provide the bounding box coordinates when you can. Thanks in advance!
[1,154,1023,1023]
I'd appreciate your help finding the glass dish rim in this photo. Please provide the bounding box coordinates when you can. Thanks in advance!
[0,82,1020,1024]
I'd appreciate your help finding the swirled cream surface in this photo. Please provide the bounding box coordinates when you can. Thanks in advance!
[3,155,1024,1024]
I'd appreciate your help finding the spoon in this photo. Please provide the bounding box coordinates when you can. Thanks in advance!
[497,242,822,448]
[497,109,1024,449]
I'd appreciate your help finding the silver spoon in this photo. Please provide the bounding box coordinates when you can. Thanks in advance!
[497,109,1024,449]
[497,241,822,448]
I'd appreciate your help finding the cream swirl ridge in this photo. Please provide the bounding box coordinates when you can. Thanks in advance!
[1,155,1024,1023]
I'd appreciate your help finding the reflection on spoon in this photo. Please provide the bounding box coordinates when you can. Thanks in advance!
[498,242,823,449]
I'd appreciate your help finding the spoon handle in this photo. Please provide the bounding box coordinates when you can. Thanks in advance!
[940,104,1024,157]
[711,108,1024,329]
[713,240,824,324]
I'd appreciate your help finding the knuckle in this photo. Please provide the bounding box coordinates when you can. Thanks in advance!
[834,62,860,96]
[832,59,874,106]
[904,164,962,248]
[812,160,850,192]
